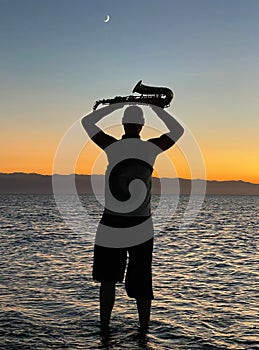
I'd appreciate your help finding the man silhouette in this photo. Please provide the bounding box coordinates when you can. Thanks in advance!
[81,103,184,336]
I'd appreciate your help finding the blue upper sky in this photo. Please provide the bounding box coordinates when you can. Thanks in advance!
[1,0,259,117]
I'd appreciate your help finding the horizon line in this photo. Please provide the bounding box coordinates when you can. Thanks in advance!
[1,172,259,185]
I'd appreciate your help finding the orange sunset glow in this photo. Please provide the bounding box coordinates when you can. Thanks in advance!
[1,124,258,184]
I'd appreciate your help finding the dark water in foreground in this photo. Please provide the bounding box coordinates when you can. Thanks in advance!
[0,195,258,350]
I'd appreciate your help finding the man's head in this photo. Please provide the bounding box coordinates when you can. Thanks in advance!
[122,106,144,136]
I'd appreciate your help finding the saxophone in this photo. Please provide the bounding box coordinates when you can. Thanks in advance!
[93,80,174,110]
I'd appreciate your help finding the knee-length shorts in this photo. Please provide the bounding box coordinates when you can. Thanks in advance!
[92,237,154,299]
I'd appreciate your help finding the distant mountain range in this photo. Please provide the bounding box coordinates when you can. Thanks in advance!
[0,173,258,195]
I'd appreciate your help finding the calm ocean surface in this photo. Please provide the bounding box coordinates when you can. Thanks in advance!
[0,194,258,350]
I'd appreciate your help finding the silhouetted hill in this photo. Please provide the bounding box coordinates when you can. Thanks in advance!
[0,173,258,195]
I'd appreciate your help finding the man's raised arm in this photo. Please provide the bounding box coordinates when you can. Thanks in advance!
[81,104,121,150]
[148,105,184,152]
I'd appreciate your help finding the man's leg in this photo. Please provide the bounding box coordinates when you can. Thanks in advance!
[93,241,127,335]
[136,298,152,334]
[100,281,116,335]
[126,238,154,333]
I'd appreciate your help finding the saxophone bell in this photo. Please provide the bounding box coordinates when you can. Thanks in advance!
[132,80,174,108]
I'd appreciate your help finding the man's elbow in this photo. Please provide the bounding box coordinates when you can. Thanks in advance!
[81,116,89,130]
[177,125,184,140]
[171,125,184,143]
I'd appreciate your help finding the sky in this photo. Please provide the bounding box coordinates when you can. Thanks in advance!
[1,0,259,182]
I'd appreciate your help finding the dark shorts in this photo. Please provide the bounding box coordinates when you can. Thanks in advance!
[92,238,154,299]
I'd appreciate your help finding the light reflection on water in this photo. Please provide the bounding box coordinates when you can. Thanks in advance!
[0,194,258,349]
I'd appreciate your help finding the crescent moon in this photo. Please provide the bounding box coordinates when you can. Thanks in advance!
[104,15,110,23]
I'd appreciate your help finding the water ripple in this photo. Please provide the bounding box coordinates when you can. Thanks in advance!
[0,194,258,349]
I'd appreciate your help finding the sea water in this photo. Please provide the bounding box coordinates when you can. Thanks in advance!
[0,194,258,349]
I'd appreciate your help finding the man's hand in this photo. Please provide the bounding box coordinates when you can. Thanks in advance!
[149,104,160,112]
[109,102,124,111]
